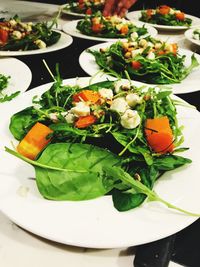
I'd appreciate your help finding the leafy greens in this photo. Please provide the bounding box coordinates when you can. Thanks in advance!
[88,37,199,84]
[6,72,198,215]
[0,73,20,103]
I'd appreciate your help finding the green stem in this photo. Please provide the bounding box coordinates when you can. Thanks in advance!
[108,166,200,217]
[5,147,87,173]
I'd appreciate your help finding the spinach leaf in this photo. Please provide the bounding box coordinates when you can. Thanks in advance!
[153,155,192,171]
[6,143,121,201]
[6,144,198,216]
[9,107,40,140]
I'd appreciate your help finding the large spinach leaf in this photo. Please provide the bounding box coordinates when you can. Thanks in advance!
[5,143,198,216]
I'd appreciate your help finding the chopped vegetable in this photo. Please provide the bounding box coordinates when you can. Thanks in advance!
[175,12,185,21]
[73,89,100,103]
[158,5,170,15]
[17,122,53,160]
[131,60,142,70]
[145,116,174,154]
[0,28,8,44]
[75,114,97,128]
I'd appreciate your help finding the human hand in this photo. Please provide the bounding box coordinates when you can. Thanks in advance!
[103,0,138,17]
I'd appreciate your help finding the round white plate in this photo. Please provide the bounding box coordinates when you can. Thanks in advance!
[0,57,32,99]
[62,19,158,42]
[79,42,200,94]
[126,10,200,31]
[0,31,73,56]
[0,77,200,249]
[184,28,200,46]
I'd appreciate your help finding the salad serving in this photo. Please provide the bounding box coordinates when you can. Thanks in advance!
[64,0,105,15]
[139,5,192,27]
[0,73,20,103]
[6,68,200,216]
[0,15,61,51]
[88,36,199,84]
[76,13,148,38]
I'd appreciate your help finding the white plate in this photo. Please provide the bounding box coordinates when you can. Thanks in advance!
[0,77,200,249]
[126,10,200,31]
[0,31,73,56]
[79,42,200,94]
[62,19,158,42]
[0,57,32,99]
[0,0,59,21]
[185,28,200,46]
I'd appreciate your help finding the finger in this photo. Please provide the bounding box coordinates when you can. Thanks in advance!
[119,7,128,18]
[103,0,116,17]
[115,0,138,16]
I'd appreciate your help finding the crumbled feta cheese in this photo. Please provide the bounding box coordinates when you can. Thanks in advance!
[98,88,113,99]
[12,30,22,39]
[131,48,143,58]
[34,39,46,49]
[154,42,162,49]
[71,102,90,116]
[169,8,175,15]
[120,109,141,129]
[139,39,148,48]
[130,32,138,40]
[65,112,76,123]
[147,51,155,60]
[165,43,173,53]
[110,15,122,24]
[129,41,138,48]
[147,42,154,48]
[126,93,142,107]
[49,113,59,122]
[114,80,131,93]
[116,23,123,31]
[9,19,17,27]
[17,186,29,198]
[110,97,128,114]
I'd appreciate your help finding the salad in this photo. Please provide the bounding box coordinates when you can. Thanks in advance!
[76,13,148,38]
[193,29,200,40]
[0,73,20,102]
[6,69,199,216]
[0,15,61,51]
[88,36,199,84]
[140,5,192,27]
[64,0,105,15]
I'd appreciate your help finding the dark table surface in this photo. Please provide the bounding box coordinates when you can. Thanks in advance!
[15,35,200,267]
